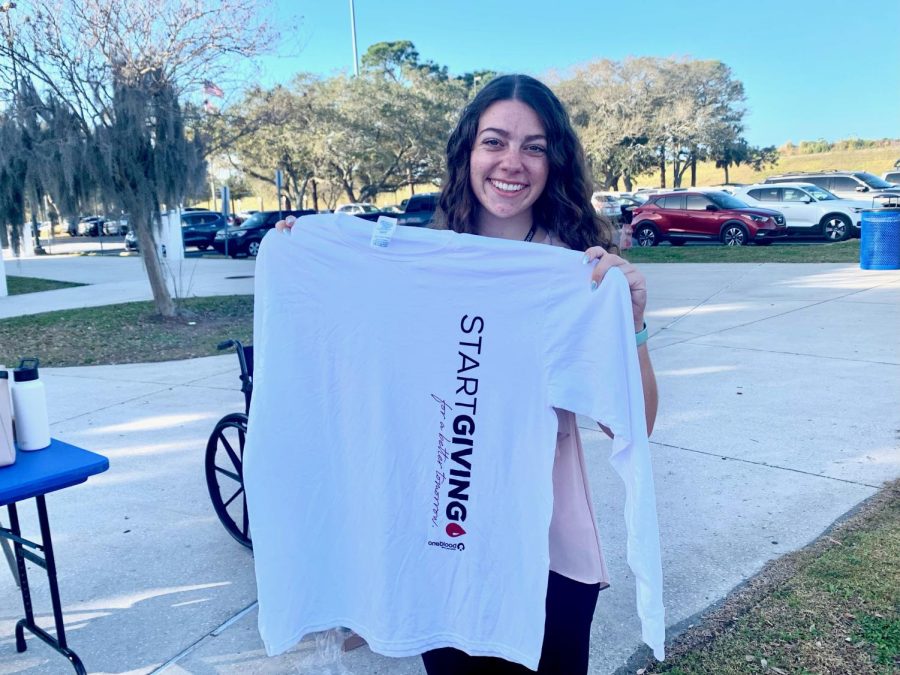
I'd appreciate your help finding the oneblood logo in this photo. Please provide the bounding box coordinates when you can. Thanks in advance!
[427,540,465,552]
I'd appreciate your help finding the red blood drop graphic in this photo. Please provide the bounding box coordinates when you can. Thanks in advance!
[445,523,466,538]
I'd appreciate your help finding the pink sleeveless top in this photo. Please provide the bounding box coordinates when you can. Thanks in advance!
[542,232,610,586]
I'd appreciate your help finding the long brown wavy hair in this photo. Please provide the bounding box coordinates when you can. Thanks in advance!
[434,74,616,252]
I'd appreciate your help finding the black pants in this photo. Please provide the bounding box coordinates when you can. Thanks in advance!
[421,571,601,675]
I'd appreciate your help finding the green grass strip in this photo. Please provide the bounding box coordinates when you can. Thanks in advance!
[6,276,85,295]
[624,239,861,263]
[0,296,253,367]
[643,484,899,674]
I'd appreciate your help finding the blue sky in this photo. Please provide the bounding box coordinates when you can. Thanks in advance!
[260,0,899,147]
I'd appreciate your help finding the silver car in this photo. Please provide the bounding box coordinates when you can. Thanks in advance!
[734,183,865,241]
[591,192,622,221]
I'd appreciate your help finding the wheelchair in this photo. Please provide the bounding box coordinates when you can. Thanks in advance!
[205,339,253,549]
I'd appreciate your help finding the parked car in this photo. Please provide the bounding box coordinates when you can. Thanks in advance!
[354,209,409,223]
[617,194,648,225]
[629,190,787,246]
[764,171,900,206]
[108,215,129,235]
[124,211,227,251]
[181,211,226,250]
[591,192,623,220]
[213,209,315,257]
[397,192,439,227]
[733,183,864,241]
[335,203,379,215]
[882,169,900,185]
[72,215,105,237]
[331,193,439,228]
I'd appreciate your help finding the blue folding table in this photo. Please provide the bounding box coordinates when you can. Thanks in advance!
[0,439,109,674]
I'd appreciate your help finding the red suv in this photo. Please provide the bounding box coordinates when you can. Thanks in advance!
[630,191,787,246]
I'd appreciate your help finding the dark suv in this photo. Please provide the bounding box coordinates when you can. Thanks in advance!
[397,192,439,227]
[213,210,315,257]
[181,211,226,250]
[630,191,787,246]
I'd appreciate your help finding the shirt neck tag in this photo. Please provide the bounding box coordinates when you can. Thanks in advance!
[370,216,398,249]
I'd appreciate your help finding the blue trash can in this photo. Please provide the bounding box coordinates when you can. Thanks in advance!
[860,209,900,270]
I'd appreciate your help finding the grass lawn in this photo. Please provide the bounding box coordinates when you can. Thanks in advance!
[624,240,860,263]
[0,296,253,367]
[635,481,899,675]
[5,275,85,295]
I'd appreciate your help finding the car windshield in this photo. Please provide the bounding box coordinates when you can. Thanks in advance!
[238,212,267,228]
[706,192,749,209]
[855,172,894,189]
[360,204,378,213]
[806,186,838,201]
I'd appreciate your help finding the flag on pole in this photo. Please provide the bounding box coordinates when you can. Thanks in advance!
[203,80,224,98]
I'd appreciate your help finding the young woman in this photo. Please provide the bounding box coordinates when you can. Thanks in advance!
[279,74,658,675]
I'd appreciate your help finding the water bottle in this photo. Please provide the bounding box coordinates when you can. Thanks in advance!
[0,369,15,466]
[11,358,51,451]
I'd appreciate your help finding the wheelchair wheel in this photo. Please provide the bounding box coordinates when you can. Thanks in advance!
[205,412,252,548]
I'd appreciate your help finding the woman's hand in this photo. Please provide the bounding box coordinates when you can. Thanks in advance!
[582,246,646,331]
[275,215,297,232]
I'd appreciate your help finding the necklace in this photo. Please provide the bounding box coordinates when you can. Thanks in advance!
[523,223,538,242]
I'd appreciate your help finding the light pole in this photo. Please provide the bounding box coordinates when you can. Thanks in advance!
[349,0,359,77]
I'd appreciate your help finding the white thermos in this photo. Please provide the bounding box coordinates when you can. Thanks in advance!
[0,369,15,466]
[11,358,51,451]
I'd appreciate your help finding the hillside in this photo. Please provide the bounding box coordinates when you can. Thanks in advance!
[634,143,900,189]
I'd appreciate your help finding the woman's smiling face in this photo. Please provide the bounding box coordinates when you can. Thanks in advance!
[469,99,549,227]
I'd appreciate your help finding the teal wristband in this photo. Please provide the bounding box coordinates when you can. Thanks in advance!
[635,322,648,347]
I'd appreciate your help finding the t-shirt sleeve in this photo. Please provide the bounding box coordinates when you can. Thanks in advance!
[543,263,666,661]
[543,266,643,438]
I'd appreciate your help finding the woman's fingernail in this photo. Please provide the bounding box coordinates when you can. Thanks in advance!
[590,280,598,292]
[582,254,589,264]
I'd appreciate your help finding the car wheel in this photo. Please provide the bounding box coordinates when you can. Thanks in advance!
[722,223,748,246]
[821,214,851,242]
[634,222,659,247]
[246,240,261,257]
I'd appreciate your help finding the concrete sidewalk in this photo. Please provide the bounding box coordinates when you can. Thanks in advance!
[1,254,256,319]
[1,260,898,674]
